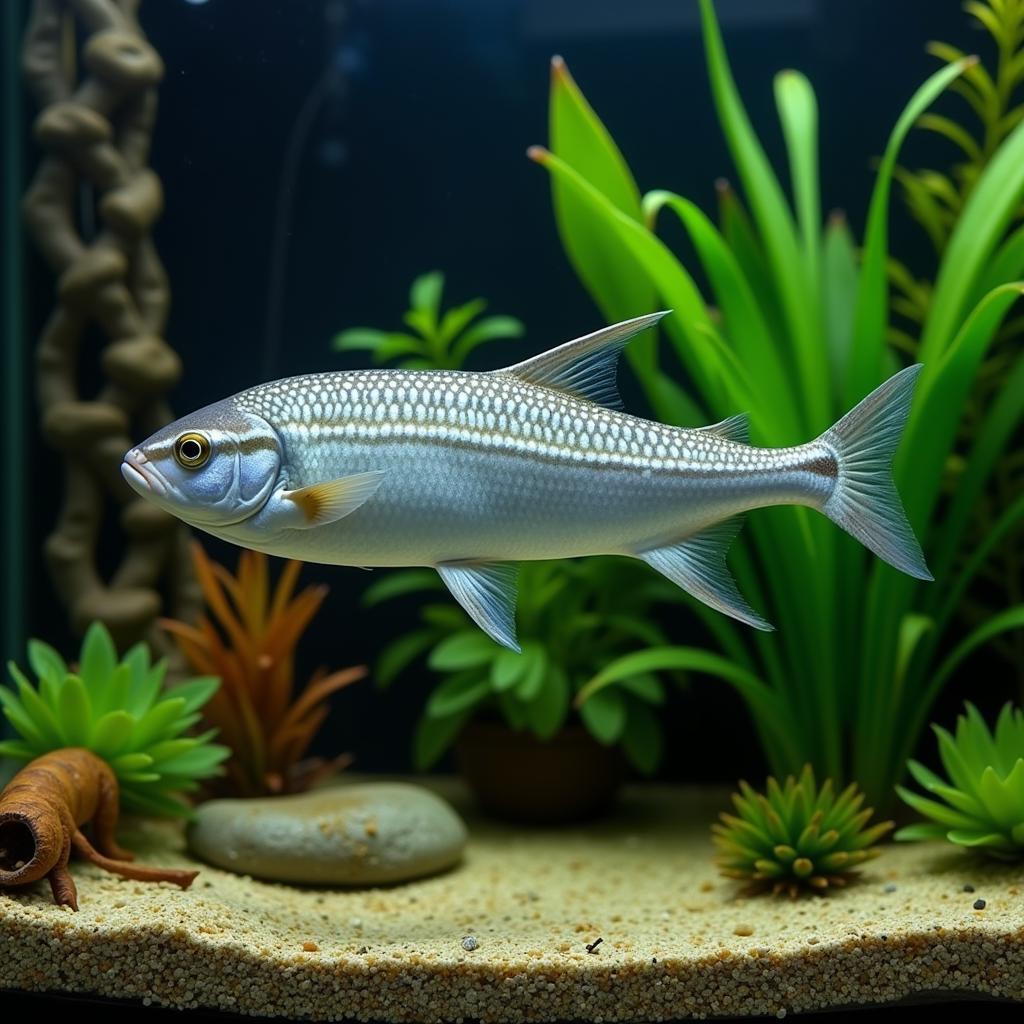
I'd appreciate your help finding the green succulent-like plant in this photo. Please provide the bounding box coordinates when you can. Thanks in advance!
[331,270,525,370]
[0,622,230,817]
[712,766,894,897]
[896,702,1024,859]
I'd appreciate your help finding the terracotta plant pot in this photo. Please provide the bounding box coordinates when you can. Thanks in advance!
[454,720,621,824]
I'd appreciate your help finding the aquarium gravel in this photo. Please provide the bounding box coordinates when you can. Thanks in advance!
[1,782,1022,1021]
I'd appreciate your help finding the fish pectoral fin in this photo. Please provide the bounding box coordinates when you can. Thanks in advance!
[637,519,774,631]
[282,470,385,527]
[697,412,750,443]
[437,561,520,652]
[496,311,669,409]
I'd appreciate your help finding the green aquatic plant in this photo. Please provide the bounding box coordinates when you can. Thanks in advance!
[896,703,1024,859]
[531,0,1024,808]
[713,766,893,898]
[368,559,682,772]
[331,270,524,370]
[0,622,229,816]
[890,0,1024,687]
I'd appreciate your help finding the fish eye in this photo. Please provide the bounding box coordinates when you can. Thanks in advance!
[173,431,211,469]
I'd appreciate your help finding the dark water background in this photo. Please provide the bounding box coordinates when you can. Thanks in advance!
[18,0,1009,781]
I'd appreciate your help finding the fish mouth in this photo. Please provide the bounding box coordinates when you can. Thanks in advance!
[121,448,168,498]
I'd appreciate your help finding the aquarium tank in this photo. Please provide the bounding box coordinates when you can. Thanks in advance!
[1,0,1023,1020]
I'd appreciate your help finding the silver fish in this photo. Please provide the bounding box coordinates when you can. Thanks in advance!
[122,311,931,651]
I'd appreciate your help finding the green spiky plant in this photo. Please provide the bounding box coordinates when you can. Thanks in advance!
[0,622,229,816]
[896,702,1024,859]
[331,270,524,369]
[713,766,893,898]
[530,0,1024,809]
[367,558,684,772]
[890,0,1024,688]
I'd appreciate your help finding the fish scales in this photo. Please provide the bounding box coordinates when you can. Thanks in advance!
[122,312,932,650]
[233,369,831,566]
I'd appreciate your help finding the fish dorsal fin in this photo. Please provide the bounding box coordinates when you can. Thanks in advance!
[497,311,670,408]
[697,412,750,443]
[636,518,774,631]
[437,561,520,652]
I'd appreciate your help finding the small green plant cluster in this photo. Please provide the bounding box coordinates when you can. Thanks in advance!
[531,0,1024,808]
[367,559,684,772]
[713,766,893,897]
[331,270,524,370]
[897,702,1024,859]
[0,623,229,817]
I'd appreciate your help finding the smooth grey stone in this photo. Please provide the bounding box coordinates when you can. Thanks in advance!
[187,782,467,884]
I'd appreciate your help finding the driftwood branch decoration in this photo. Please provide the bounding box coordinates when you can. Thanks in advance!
[21,0,199,652]
[0,748,199,910]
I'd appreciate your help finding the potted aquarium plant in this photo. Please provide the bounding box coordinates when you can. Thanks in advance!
[367,557,686,822]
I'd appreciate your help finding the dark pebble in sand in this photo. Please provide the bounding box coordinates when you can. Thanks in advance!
[963,884,975,893]
[973,899,986,910]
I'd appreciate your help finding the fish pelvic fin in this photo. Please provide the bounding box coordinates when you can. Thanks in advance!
[497,311,669,409]
[637,519,774,631]
[437,561,521,652]
[818,364,933,581]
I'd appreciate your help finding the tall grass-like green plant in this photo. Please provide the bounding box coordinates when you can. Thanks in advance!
[890,0,1024,685]
[533,0,1024,808]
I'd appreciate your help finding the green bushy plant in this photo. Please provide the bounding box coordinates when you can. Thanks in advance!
[367,558,683,772]
[0,622,229,816]
[713,766,892,897]
[331,270,524,369]
[896,702,1024,859]
[530,0,1024,807]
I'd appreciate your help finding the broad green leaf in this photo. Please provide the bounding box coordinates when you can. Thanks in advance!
[451,316,525,366]
[170,676,220,715]
[579,687,626,745]
[331,328,390,352]
[524,664,570,740]
[363,569,441,607]
[424,672,490,719]
[491,648,528,692]
[79,621,116,695]
[515,644,548,701]
[547,55,654,326]
[428,632,499,671]
[26,639,66,687]
[376,629,439,688]
[57,675,92,746]
[409,271,444,327]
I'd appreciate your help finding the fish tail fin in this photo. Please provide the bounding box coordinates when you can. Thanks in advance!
[817,364,933,581]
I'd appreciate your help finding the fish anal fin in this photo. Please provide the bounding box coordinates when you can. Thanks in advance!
[437,561,520,652]
[697,412,750,444]
[498,311,669,409]
[637,518,773,631]
[284,470,385,527]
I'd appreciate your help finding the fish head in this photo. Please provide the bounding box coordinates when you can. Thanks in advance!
[121,399,282,528]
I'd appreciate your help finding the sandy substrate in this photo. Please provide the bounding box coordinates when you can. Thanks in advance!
[1,779,1022,1021]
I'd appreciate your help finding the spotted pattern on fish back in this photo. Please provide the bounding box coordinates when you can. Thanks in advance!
[235,369,809,476]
